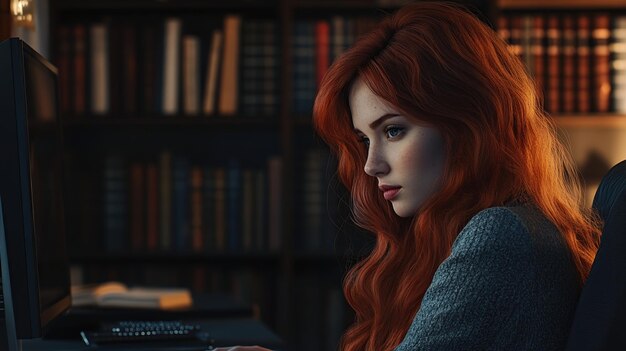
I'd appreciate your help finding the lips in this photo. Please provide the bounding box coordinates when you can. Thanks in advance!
[379,185,401,200]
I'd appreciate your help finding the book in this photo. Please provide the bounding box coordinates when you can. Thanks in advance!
[203,30,223,115]
[614,16,626,113]
[146,163,159,251]
[57,25,72,116]
[72,281,193,310]
[315,20,330,89]
[190,166,204,252]
[592,14,611,113]
[129,162,145,251]
[90,23,109,115]
[163,18,182,115]
[103,154,128,253]
[577,15,591,113]
[219,15,242,116]
[160,151,172,250]
[293,20,316,116]
[562,15,576,113]
[183,35,201,115]
[73,24,87,116]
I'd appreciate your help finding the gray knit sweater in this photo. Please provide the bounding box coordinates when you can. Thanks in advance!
[394,204,580,351]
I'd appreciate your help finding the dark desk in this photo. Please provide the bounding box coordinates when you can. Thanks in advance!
[22,293,284,350]
[23,317,284,350]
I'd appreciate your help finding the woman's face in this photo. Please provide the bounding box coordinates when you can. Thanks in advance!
[349,78,446,217]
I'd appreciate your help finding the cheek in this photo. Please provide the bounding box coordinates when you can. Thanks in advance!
[397,134,445,182]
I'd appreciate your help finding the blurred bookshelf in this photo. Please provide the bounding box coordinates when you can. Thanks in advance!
[495,0,626,208]
[43,0,626,350]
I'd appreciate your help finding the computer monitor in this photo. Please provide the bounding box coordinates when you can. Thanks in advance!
[0,38,72,349]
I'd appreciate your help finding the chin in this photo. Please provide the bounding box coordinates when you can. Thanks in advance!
[392,204,418,218]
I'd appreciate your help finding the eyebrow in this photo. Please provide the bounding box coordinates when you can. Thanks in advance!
[353,113,400,133]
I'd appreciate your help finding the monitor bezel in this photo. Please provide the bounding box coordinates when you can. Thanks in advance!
[0,37,71,339]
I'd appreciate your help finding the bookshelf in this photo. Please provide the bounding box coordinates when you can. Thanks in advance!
[495,0,626,208]
[46,0,626,350]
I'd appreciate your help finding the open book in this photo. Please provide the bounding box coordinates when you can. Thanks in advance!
[71,281,193,310]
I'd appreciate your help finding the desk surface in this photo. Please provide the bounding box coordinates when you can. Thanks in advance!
[23,317,284,351]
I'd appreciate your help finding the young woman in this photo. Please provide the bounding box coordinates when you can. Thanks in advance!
[216,2,601,350]
[313,1,601,350]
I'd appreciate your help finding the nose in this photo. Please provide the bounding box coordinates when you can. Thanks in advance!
[363,146,389,177]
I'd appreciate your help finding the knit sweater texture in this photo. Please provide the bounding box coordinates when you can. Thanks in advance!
[393,204,580,351]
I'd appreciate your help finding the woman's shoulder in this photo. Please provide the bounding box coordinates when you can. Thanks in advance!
[453,203,557,255]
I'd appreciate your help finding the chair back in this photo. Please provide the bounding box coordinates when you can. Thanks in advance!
[566,160,626,350]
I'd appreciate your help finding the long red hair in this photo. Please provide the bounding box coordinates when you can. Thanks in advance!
[313,2,601,351]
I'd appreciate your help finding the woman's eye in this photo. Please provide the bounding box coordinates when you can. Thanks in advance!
[360,137,370,148]
[385,126,404,139]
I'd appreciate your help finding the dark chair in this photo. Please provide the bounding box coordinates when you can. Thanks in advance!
[566,160,626,351]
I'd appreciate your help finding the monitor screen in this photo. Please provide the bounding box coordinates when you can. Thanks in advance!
[0,38,71,341]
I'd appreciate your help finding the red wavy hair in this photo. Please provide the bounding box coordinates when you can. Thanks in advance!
[313,2,601,351]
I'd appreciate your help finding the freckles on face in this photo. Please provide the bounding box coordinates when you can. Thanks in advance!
[349,78,446,218]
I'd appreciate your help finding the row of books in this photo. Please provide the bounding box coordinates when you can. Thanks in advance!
[99,153,284,254]
[497,13,626,114]
[56,15,278,118]
[293,16,379,116]
[296,148,340,253]
[54,14,383,119]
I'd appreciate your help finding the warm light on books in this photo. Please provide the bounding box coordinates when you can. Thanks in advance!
[71,281,193,310]
[11,0,35,29]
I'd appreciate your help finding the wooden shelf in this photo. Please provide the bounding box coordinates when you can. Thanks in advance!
[69,251,282,264]
[497,0,626,9]
[295,0,402,11]
[54,0,277,11]
[62,116,280,129]
[554,115,626,128]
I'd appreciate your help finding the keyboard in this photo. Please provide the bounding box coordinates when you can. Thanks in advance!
[80,320,214,347]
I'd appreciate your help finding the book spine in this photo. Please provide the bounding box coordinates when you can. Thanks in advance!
[141,25,157,116]
[263,21,278,116]
[315,20,330,89]
[293,20,315,116]
[242,169,254,251]
[254,170,267,251]
[91,23,109,115]
[203,30,223,115]
[268,156,282,252]
[159,151,172,250]
[613,16,626,113]
[593,14,611,113]
[190,166,204,252]
[163,18,182,115]
[203,166,216,252]
[227,161,242,251]
[214,167,226,251]
[562,15,576,114]
[146,163,159,251]
[172,156,191,251]
[577,15,591,114]
[74,24,87,116]
[183,35,201,115]
[241,20,260,117]
[129,162,145,252]
[122,24,138,116]
[103,155,128,253]
[219,15,242,116]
